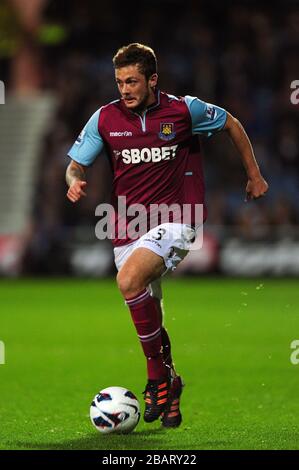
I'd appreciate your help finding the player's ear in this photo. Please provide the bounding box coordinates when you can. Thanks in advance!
[149,73,158,88]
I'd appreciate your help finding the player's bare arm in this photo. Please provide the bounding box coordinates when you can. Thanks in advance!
[224,112,269,200]
[66,160,87,203]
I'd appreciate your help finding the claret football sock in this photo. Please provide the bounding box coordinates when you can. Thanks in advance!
[161,326,175,373]
[125,289,168,380]
[154,299,177,377]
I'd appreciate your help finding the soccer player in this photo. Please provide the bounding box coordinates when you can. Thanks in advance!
[66,43,268,427]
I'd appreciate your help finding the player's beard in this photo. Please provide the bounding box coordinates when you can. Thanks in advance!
[126,88,152,114]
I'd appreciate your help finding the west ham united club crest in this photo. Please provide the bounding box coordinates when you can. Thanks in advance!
[159,123,176,141]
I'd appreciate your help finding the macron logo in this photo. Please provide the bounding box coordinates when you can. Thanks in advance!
[110,131,133,137]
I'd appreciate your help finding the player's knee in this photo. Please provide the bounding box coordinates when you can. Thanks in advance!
[116,270,144,299]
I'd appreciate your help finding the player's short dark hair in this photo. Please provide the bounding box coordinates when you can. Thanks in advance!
[113,43,157,80]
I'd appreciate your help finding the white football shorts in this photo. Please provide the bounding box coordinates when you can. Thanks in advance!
[113,223,196,299]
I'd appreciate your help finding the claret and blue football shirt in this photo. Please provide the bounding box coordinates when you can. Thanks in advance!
[68,90,227,246]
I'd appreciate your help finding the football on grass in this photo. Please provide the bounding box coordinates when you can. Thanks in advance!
[90,386,140,434]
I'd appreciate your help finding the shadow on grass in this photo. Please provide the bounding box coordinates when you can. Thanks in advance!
[10,428,173,450]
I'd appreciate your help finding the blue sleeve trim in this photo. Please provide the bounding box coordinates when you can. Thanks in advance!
[185,95,227,138]
[68,109,104,166]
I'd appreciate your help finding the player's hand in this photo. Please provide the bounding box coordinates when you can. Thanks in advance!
[245,176,268,201]
[67,180,87,203]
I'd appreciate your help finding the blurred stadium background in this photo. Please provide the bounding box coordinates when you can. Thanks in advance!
[0,0,298,278]
[1,0,299,452]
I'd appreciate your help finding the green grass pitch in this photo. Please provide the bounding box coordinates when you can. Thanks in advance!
[0,278,299,450]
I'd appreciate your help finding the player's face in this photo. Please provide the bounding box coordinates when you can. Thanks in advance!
[115,65,158,112]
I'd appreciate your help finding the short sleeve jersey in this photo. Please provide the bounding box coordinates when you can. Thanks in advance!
[68,91,227,246]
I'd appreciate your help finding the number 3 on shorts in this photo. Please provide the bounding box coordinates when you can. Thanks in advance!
[152,228,167,241]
